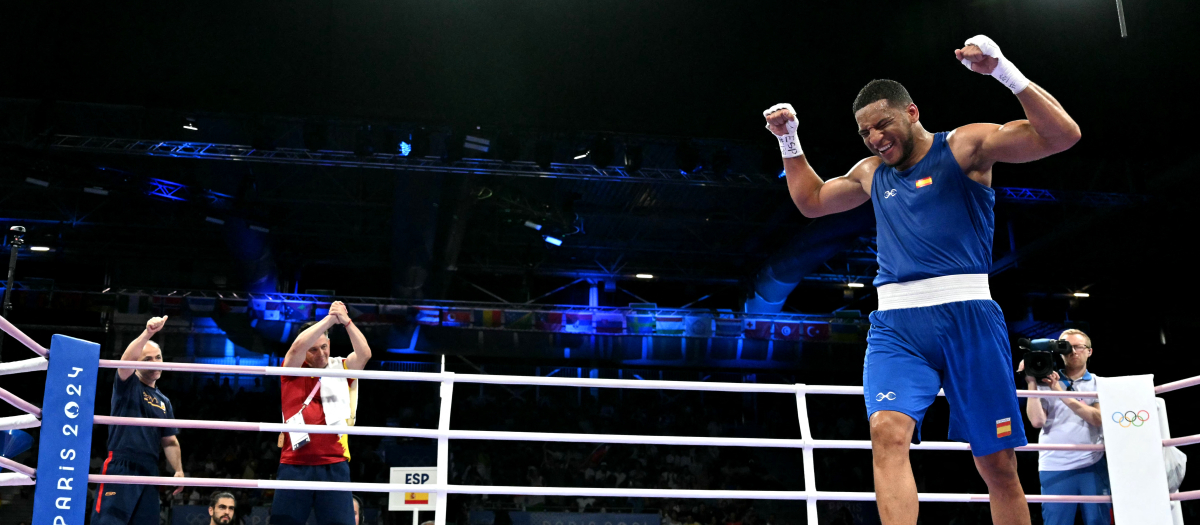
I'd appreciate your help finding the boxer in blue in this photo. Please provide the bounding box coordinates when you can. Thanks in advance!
[763,36,1081,525]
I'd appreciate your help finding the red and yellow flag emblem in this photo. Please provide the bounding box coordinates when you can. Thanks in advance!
[996,418,1012,438]
[405,492,429,505]
[915,176,933,188]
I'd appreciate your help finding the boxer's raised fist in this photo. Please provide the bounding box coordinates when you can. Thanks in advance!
[955,44,999,75]
[763,103,798,137]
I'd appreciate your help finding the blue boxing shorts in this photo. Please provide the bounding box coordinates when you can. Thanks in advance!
[864,287,1026,457]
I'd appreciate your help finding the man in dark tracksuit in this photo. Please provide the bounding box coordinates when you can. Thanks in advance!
[93,315,185,524]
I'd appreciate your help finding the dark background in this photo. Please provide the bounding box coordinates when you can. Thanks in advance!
[1,0,1198,523]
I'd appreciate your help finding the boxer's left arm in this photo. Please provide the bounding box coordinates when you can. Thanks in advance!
[952,37,1081,169]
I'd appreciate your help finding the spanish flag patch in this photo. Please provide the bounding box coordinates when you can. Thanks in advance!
[996,417,1012,438]
[406,492,429,505]
[916,176,933,188]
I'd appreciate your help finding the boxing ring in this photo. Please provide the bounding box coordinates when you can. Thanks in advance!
[2,317,1198,524]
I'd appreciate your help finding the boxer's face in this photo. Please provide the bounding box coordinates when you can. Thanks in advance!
[855,100,919,168]
[305,335,330,368]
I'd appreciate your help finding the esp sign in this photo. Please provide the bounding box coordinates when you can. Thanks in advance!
[389,467,437,511]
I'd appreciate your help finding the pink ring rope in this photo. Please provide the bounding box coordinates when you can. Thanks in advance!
[0,316,48,357]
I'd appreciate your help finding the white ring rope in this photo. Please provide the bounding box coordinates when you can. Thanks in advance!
[0,319,1196,510]
[0,472,36,487]
[0,356,48,376]
[93,415,1110,451]
[0,414,41,431]
[94,359,1100,398]
[91,473,1178,504]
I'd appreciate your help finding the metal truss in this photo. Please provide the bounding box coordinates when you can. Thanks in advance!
[48,135,783,190]
[997,187,1147,206]
[48,136,1146,204]
[145,178,232,206]
[14,283,866,322]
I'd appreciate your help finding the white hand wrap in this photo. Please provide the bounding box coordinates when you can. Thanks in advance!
[961,35,1030,94]
[763,103,803,158]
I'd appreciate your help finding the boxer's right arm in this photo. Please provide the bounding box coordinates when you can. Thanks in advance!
[765,104,873,218]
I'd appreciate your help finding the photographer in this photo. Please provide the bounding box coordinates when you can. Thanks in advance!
[1022,329,1111,525]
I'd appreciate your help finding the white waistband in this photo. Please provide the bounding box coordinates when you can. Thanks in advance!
[876,274,992,311]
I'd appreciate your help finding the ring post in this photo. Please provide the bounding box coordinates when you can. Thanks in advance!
[32,335,100,525]
[435,373,455,525]
[794,385,818,524]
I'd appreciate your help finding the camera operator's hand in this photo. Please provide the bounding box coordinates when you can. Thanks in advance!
[1042,371,1064,390]
[1017,360,1039,389]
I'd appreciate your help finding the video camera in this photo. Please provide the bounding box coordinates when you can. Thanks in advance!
[1017,338,1073,382]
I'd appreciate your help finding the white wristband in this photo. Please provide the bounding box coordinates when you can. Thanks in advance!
[763,103,804,158]
[776,133,803,158]
[961,35,1030,94]
[989,58,1030,94]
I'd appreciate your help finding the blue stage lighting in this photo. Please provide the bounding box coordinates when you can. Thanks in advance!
[398,141,412,156]
[543,235,563,246]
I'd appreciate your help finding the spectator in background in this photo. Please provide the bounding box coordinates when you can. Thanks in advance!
[1022,329,1111,525]
[208,492,236,525]
[352,494,363,525]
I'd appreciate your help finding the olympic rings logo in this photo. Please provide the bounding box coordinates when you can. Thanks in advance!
[1111,410,1151,428]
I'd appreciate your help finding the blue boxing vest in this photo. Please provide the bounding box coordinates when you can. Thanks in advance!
[870,131,996,287]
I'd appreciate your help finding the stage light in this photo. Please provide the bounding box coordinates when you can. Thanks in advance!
[25,177,48,187]
[524,221,542,231]
[398,141,412,157]
[205,217,225,225]
[1073,292,1090,298]
[635,274,654,279]
[249,225,270,233]
[574,151,589,160]
[83,187,109,196]
[30,246,51,252]
[543,235,563,246]
[847,283,865,288]
[464,135,490,155]
[778,170,787,179]
[183,118,198,131]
